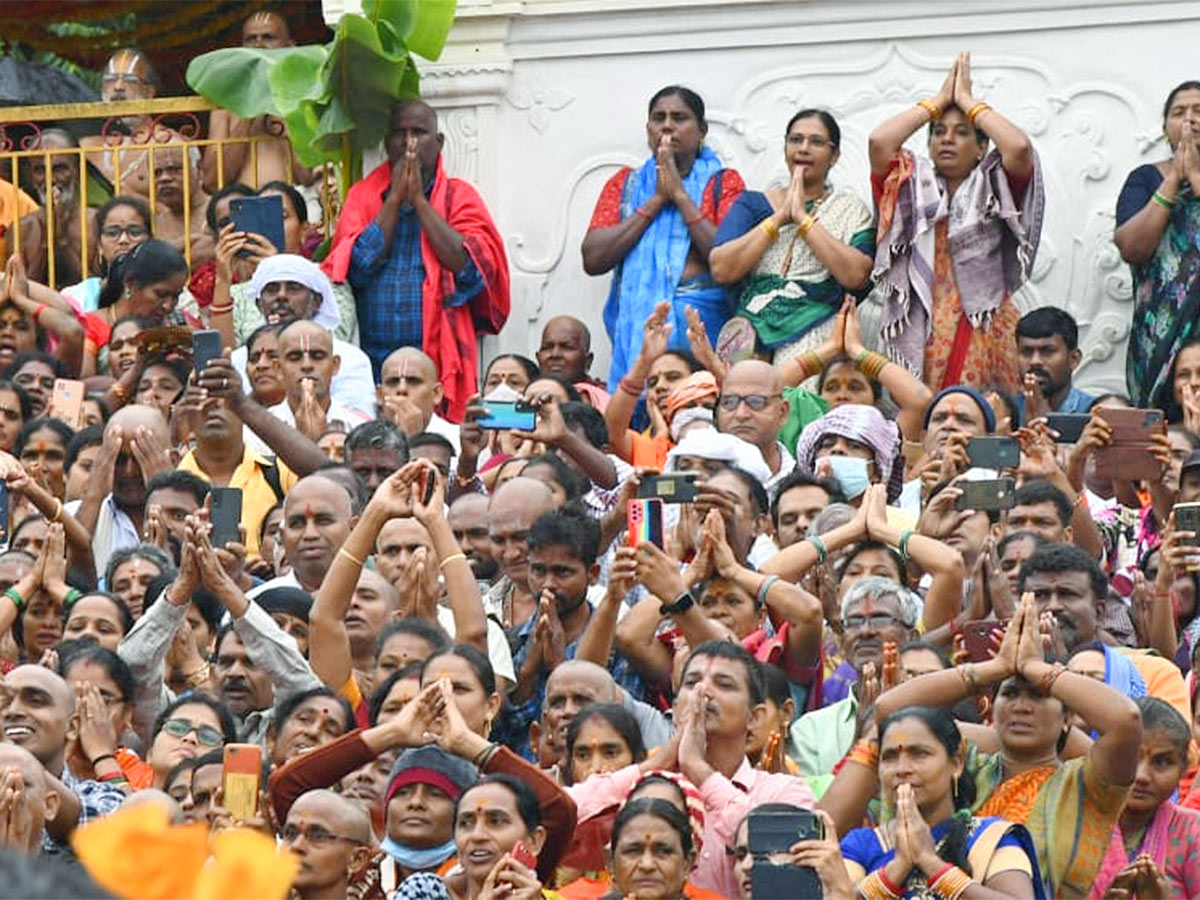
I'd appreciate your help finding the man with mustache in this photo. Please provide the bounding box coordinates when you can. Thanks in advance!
[231,254,376,419]
[1014,307,1094,423]
[1018,542,1189,721]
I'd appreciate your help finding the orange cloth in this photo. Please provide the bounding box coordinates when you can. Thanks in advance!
[976,764,1057,823]
[115,747,153,791]
[0,178,37,263]
[628,429,671,469]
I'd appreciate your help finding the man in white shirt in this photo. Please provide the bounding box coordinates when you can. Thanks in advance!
[264,320,370,443]
[231,254,375,417]
[377,346,459,455]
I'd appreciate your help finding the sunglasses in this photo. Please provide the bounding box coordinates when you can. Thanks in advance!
[161,717,224,747]
[717,393,781,413]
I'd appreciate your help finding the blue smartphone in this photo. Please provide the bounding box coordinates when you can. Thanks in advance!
[476,400,536,431]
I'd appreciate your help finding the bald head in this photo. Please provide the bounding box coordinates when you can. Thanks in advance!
[281,475,356,591]
[537,316,592,381]
[122,788,184,825]
[242,10,292,47]
[716,359,789,454]
[292,788,373,842]
[379,347,443,427]
[103,49,158,102]
[107,404,169,443]
[540,660,617,757]
[0,743,56,852]
[4,666,74,773]
[546,660,616,702]
[488,477,556,590]
[385,101,443,184]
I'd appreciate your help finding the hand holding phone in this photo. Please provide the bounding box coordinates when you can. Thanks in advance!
[49,379,85,428]
[627,499,663,549]
[230,195,285,258]
[210,487,243,547]
[511,840,538,870]
[222,744,262,822]
[192,329,223,377]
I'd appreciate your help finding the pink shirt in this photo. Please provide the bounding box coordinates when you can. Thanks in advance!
[565,758,816,897]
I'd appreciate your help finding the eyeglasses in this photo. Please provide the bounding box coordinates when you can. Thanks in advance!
[102,73,147,87]
[785,134,833,149]
[717,393,781,412]
[281,823,365,846]
[161,717,224,747]
[842,613,906,631]
[100,225,147,240]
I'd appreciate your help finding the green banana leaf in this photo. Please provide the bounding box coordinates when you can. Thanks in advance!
[185,0,456,169]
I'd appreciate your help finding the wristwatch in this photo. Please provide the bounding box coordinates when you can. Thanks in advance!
[660,589,696,618]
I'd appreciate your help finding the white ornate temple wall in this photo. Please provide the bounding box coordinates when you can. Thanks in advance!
[324,0,1200,394]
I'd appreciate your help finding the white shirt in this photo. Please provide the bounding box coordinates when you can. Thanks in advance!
[435,605,516,686]
[232,337,377,419]
[423,413,461,458]
[245,400,371,457]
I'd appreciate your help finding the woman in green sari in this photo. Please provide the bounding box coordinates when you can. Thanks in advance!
[1117,79,1200,408]
[710,109,875,365]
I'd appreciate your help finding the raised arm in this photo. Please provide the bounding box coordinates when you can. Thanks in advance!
[952,52,1034,179]
[1116,134,1193,266]
[842,302,932,441]
[869,59,957,174]
[760,500,869,581]
[606,302,671,459]
[200,110,251,195]
[520,394,616,489]
[6,256,83,375]
[576,547,637,666]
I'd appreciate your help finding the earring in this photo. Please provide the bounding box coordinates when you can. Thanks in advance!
[484,715,493,736]
[124,289,131,299]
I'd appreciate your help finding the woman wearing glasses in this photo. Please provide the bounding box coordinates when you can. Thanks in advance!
[709,109,875,364]
[144,692,238,790]
[61,196,152,317]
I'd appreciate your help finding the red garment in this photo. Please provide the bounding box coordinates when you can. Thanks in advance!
[323,158,510,422]
[588,167,744,231]
[188,260,217,309]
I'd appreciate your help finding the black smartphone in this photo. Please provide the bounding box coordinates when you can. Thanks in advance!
[419,468,436,505]
[230,194,285,257]
[748,809,823,900]
[0,482,9,546]
[1045,412,1089,444]
[1174,502,1200,547]
[967,436,1020,469]
[192,329,223,377]
[476,400,536,431]
[636,473,699,504]
[210,487,243,547]
[954,477,1017,512]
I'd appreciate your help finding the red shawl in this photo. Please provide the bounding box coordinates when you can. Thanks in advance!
[323,157,510,422]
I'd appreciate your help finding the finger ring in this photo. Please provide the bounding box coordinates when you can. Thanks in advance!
[222,377,228,390]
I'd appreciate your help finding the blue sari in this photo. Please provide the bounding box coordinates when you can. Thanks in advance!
[840,815,1045,899]
[602,146,731,390]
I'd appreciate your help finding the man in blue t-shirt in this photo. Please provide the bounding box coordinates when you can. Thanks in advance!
[1015,307,1095,424]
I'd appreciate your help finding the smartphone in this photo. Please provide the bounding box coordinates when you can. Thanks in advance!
[476,400,536,431]
[1174,502,1200,547]
[511,839,538,870]
[210,487,243,547]
[192,329,223,377]
[0,482,9,545]
[748,809,823,900]
[418,468,436,505]
[1093,407,1165,481]
[222,743,261,822]
[1045,412,1090,444]
[49,378,85,428]
[230,194,285,257]
[967,436,1020,469]
[636,473,699,504]
[962,619,999,663]
[954,477,1016,512]
[627,498,663,549]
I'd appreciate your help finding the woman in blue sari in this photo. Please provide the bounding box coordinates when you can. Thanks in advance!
[583,85,744,391]
[788,705,1043,899]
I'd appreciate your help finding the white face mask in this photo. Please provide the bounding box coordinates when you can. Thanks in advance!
[826,455,871,499]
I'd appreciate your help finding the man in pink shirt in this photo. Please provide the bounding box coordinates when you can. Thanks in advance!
[565,641,815,896]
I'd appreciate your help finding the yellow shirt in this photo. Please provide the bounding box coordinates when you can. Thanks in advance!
[176,446,298,558]
[0,179,37,263]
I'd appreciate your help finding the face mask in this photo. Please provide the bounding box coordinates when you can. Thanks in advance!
[826,455,871,499]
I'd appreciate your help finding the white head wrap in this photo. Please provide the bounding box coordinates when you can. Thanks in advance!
[665,429,772,484]
[249,254,341,332]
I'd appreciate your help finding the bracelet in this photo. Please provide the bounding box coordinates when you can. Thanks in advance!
[931,865,973,900]
[184,664,211,689]
[1037,662,1067,694]
[958,663,981,695]
[336,546,365,568]
[209,303,234,316]
[63,588,82,608]
[97,770,129,785]
[618,375,645,398]
[634,206,654,220]
[846,738,879,768]
[759,218,780,241]
[928,862,956,887]
[1152,190,1174,210]
[755,575,780,608]
[796,213,816,238]
[916,98,942,121]
[805,534,828,564]
[966,101,991,125]
[858,871,900,900]
[855,348,890,380]
[32,304,47,326]
[439,552,468,571]
[3,587,24,613]
[90,752,117,768]
[798,350,824,380]
[110,382,128,402]
[50,498,62,523]
[685,210,705,226]
[898,528,914,564]
[472,742,498,768]
[876,868,904,898]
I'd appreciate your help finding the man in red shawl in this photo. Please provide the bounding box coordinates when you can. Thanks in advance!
[323,101,509,423]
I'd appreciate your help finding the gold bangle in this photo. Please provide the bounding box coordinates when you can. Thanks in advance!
[797,214,816,238]
[917,98,941,121]
[439,552,468,571]
[967,102,991,125]
[184,664,211,689]
[337,546,365,568]
[50,498,63,523]
[759,217,779,241]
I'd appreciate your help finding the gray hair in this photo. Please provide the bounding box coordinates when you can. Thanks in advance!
[839,575,922,628]
[808,502,856,537]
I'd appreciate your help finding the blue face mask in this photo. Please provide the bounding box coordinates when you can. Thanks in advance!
[826,455,871,499]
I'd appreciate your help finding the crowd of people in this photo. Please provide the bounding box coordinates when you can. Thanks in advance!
[0,11,1197,898]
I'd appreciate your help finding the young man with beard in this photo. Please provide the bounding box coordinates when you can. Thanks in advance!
[493,509,601,760]
[447,494,498,585]
[1018,543,1189,722]
[1014,307,1094,423]
[1,666,123,856]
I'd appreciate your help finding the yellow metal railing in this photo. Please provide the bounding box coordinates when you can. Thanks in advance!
[0,97,335,289]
